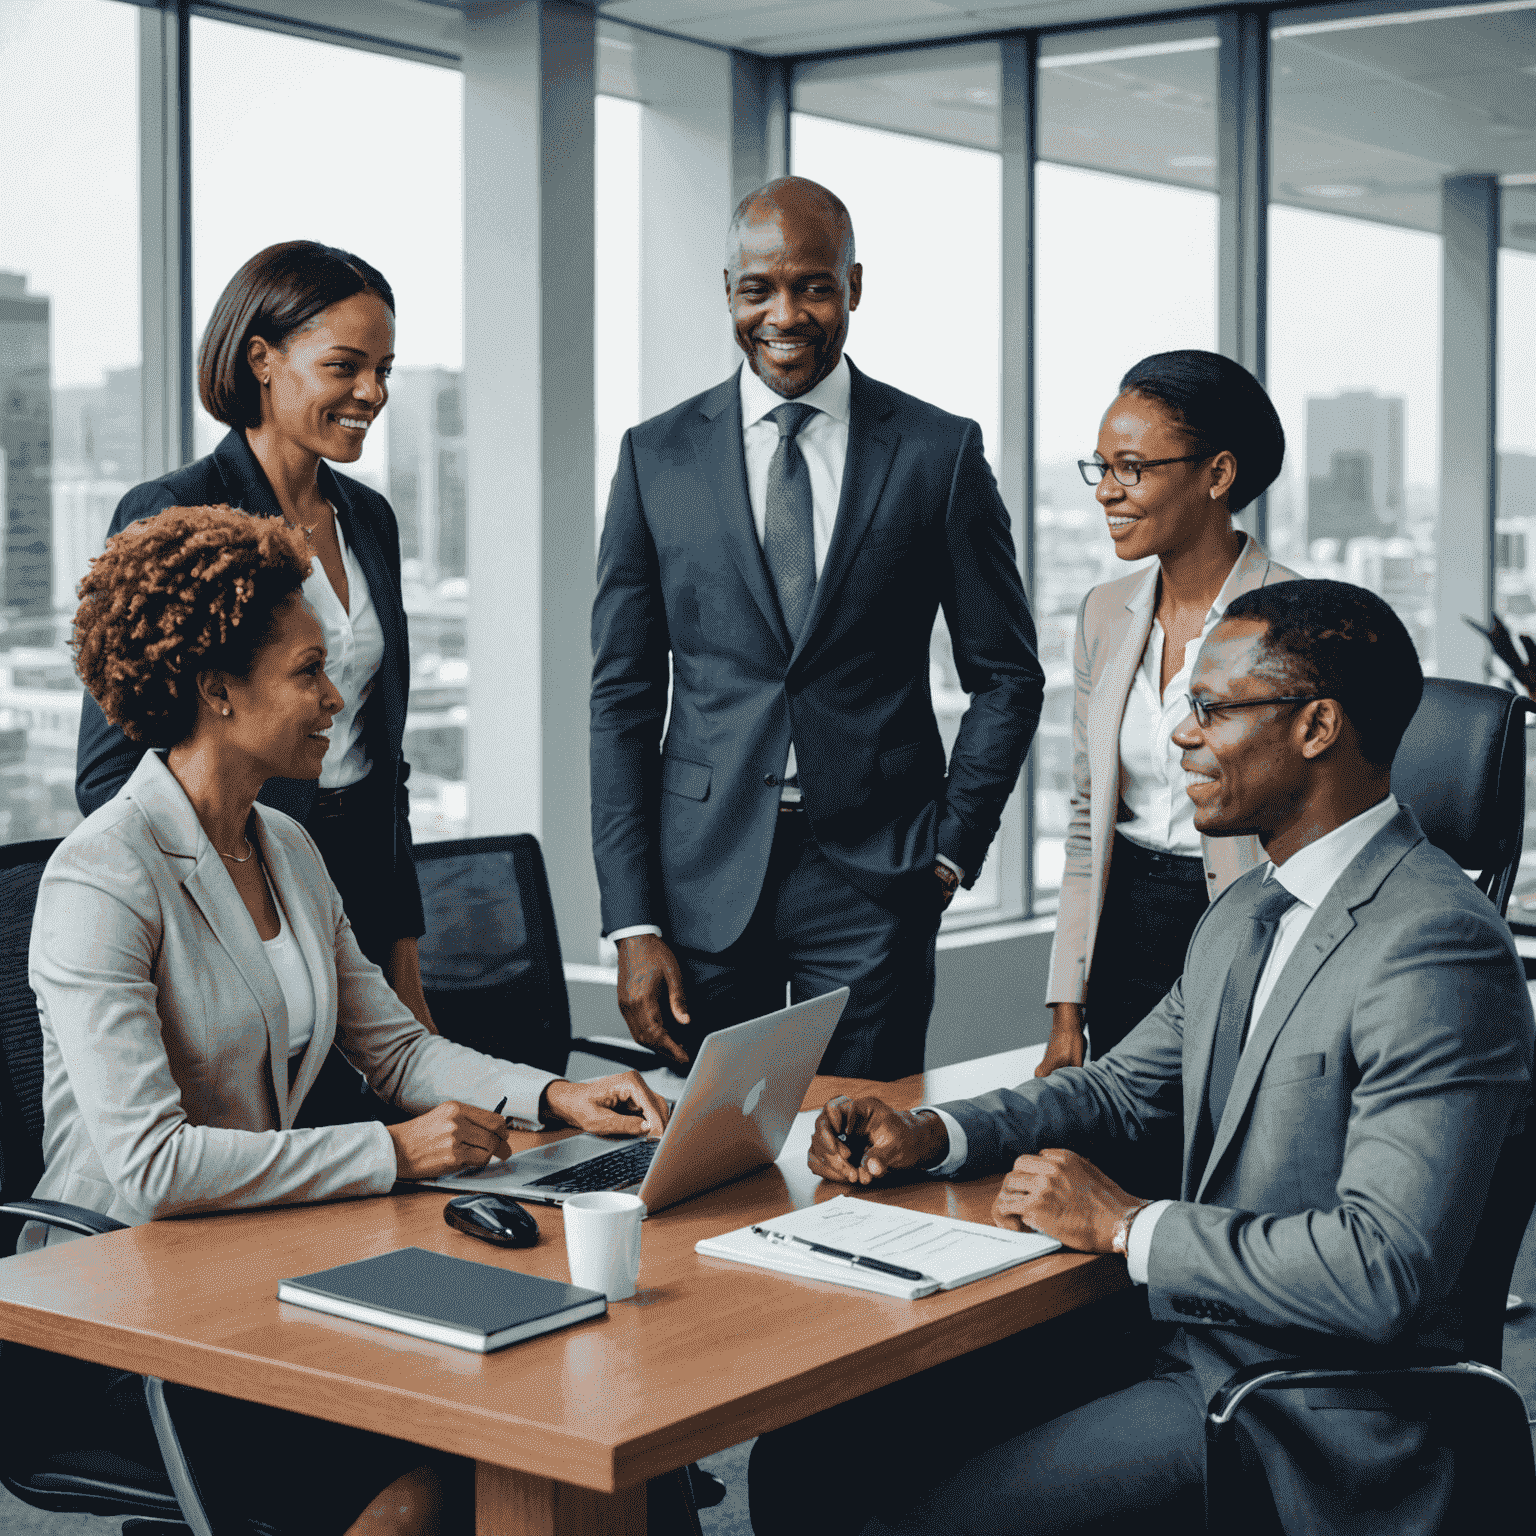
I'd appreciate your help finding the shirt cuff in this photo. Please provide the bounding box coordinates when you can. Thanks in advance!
[1124,1199,1172,1285]
[917,1106,968,1176]
[935,853,966,883]
[606,924,662,943]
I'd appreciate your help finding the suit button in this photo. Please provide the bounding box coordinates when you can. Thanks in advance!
[764,774,779,787]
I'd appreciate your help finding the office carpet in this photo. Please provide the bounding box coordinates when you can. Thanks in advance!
[8,1213,1536,1534]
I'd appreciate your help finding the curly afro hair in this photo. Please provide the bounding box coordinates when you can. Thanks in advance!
[73,504,313,747]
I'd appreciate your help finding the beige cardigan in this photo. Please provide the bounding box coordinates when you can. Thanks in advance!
[1045,536,1299,1005]
[23,750,556,1247]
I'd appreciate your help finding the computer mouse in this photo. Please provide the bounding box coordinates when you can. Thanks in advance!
[443,1193,540,1248]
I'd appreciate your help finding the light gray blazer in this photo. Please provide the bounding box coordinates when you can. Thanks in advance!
[1046,535,1298,1004]
[946,807,1534,1535]
[23,751,556,1247]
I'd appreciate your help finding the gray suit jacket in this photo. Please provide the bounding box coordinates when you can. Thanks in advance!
[24,752,555,1246]
[942,806,1534,1533]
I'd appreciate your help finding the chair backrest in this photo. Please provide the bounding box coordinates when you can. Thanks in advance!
[0,838,62,1257]
[1390,677,1531,916]
[412,833,572,1077]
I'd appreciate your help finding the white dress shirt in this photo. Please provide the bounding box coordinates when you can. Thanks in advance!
[261,902,317,1060]
[302,515,384,791]
[1117,540,1256,856]
[924,795,1403,1281]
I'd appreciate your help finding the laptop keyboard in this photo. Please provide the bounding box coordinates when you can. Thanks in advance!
[526,1139,659,1194]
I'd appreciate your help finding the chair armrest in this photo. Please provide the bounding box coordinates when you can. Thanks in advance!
[0,1198,127,1238]
[570,1035,675,1074]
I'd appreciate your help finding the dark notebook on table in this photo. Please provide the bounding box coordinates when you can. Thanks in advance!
[278,1247,606,1353]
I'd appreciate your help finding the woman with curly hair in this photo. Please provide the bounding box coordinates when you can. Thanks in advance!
[76,241,439,1080]
[20,504,668,1535]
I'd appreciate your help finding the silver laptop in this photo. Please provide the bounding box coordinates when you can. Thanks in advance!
[429,987,848,1215]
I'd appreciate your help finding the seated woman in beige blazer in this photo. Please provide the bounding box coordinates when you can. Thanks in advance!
[21,504,670,1535]
[1040,351,1298,1082]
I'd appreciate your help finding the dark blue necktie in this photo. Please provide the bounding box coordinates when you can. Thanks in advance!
[762,402,820,641]
[1195,880,1301,1174]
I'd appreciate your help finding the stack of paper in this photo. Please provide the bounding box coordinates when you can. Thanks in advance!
[697,1196,1061,1300]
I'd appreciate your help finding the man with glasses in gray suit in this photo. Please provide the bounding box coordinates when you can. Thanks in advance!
[752,579,1534,1536]
[591,177,1042,1080]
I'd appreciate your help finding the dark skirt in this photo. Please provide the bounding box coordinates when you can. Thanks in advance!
[1083,832,1210,1060]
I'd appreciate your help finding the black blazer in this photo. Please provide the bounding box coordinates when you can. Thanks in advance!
[590,359,1044,954]
[74,429,425,941]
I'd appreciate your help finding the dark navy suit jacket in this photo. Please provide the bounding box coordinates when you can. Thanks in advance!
[74,429,425,941]
[590,360,1044,954]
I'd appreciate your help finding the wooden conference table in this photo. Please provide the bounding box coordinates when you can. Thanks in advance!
[0,1045,1128,1535]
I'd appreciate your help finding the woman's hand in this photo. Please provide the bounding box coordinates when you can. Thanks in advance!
[542,1072,670,1139]
[1036,1003,1087,1077]
[387,1101,511,1180]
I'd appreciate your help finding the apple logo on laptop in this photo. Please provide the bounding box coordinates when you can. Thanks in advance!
[742,1077,768,1117]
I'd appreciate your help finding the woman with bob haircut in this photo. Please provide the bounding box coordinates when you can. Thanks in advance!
[1039,350,1299,1091]
[76,241,441,1095]
[20,503,669,1535]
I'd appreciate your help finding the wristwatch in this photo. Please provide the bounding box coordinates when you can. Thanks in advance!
[1111,1199,1152,1257]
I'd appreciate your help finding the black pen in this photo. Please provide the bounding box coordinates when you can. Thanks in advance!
[750,1226,930,1283]
[492,1095,514,1127]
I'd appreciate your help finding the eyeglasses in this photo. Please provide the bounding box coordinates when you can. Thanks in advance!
[1185,693,1324,728]
[1078,453,1212,488]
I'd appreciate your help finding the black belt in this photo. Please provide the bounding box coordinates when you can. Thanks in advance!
[309,781,374,823]
[1113,831,1205,883]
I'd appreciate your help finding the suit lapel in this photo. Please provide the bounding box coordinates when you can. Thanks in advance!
[1086,575,1156,872]
[211,429,284,516]
[791,361,899,666]
[691,375,792,656]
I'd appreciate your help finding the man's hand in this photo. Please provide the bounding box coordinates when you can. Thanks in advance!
[991,1147,1142,1252]
[616,934,692,1070]
[387,1101,511,1180]
[933,861,961,911]
[1036,1002,1086,1077]
[542,1072,671,1139]
[808,1095,950,1184]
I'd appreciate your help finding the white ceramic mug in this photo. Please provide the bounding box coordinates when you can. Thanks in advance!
[562,1192,645,1301]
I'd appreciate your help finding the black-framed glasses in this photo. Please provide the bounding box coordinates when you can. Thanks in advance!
[1078,453,1212,488]
[1185,693,1324,728]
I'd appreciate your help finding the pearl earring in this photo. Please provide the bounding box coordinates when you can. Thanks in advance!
[222,707,231,717]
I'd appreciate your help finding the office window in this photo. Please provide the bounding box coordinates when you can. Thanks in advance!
[1033,21,1219,910]
[190,16,466,840]
[595,90,642,534]
[0,0,139,845]
[793,45,1013,925]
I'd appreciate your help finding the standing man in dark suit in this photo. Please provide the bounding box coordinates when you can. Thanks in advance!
[751,579,1535,1536]
[591,177,1042,1079]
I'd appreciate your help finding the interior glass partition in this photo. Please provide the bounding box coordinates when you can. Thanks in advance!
[1032,20,1219,911]
[0,0,140,845]
[189,16,467,841]
[792,44,1014,926]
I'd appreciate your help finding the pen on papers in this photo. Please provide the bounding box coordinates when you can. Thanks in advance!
[749,1226,930,1283]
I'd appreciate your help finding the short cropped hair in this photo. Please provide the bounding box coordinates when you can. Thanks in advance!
[1222,579,1423,767]
[1118,350,1285,514]
[198,240,394,430]
[73,505,312,747]
[728,176,856,273]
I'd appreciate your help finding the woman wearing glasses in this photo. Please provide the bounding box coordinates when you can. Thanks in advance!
[1039,350,1297,1086]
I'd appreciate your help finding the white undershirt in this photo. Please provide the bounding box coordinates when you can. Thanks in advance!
[924,795,1403,1284]
[261,867,317,1060]
[302,515,384,790]
[1116,540,1256,856]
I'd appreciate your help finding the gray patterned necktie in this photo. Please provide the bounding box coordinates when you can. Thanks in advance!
[762,402,820,640]
[1194,880,1301,1174]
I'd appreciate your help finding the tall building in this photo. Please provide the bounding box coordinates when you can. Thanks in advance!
[0,272,54,620]
[387,367,466,586]
[1306,390,1405,547]
[52,365,142,483]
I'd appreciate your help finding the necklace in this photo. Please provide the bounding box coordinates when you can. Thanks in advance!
[220,835,255,864]
[285,499,333,545]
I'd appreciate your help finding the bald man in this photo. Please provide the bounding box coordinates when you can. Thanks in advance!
[590,177,1043,1079]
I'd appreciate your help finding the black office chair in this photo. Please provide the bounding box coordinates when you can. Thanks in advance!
[413,833,667,1076]
[0,836,267,1536]
[1204,677,1536,1530]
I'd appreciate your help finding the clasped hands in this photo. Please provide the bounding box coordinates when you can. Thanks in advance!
[809,1095,1144,1255]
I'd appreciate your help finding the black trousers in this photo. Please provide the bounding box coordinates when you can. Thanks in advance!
[1083,833,1209,1059]
[669,810,943,1081]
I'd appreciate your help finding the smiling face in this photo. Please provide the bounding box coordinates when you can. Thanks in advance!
[725,193,861,399]
[217,593,343,782]
[1093,391,1233,563]
[247,290,394,463]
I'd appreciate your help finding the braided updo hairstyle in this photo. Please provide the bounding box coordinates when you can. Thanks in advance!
[73,505,312,746]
